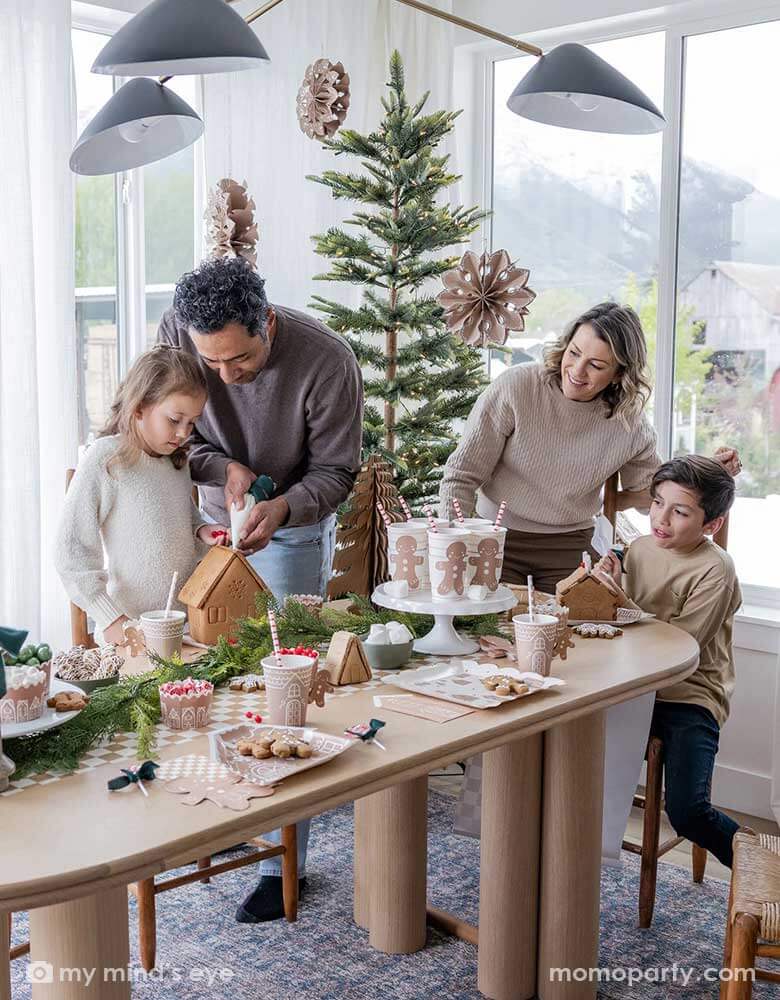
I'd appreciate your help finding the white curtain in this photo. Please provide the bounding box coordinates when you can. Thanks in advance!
[0,0,78,649]
[202,0,458,311]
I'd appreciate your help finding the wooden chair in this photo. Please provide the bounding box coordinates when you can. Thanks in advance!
[6,473,299,974]
[604,472,728,927]
[721,829,780,999]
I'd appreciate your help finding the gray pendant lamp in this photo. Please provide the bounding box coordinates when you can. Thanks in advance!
[69,78,204,175]
[91,0,269,76]
[507,42,665,134]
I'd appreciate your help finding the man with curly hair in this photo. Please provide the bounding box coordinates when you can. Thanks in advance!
[158,257,363,922]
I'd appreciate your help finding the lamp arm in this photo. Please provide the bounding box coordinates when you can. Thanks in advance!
[243,0,542,55]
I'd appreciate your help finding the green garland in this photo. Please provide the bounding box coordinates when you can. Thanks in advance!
[5,593,498,781]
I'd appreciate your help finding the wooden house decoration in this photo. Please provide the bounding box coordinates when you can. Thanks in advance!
[179,547,271,645]
[324,631,372,686]
[555,566,627,622]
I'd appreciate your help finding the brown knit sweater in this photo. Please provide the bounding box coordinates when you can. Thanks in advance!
[439,363,660,533]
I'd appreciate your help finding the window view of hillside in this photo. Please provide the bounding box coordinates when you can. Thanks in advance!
[491,27,778,588]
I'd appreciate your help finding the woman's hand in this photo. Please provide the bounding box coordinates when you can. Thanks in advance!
[198,524,231,546]
[594,551,622,587]
[225,461,256,511]
[714,446,742,477]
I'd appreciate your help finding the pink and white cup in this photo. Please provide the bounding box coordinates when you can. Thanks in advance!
[428,527,473,602]
[512,613,563,678]
[465,525,507,594]
[262,653,330,727]
[159,678,214,730]
[138,610,186,659]
[387,521,430,592]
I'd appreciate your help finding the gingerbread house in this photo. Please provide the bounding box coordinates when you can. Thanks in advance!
[555,566,628,622]
[178,547,271,645]
[324,631,372,686]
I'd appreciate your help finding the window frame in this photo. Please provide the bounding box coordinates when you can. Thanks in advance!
[463,0,780,607]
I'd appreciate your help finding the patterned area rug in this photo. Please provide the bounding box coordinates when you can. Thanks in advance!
[9,790,776,999]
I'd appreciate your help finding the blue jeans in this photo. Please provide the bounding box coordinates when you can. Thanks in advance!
[246,515,336,877]
[650,701,739,868]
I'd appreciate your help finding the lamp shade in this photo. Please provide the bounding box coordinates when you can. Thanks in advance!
[92,0,269,76]
[507,42,665,134]
[69,78,204,175]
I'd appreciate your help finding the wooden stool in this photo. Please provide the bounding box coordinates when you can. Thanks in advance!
[721,829,780,999]
[621,735,708,927]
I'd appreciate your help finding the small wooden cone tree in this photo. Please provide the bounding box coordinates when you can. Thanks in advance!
[327,454,403,599]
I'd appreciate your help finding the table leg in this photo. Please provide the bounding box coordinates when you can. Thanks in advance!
[538,711,606,1000]
[0,911,10,1000]
[354,776,428,953]
[478,734,542,1000]
[353,796,375,929]
[29,886,130,999]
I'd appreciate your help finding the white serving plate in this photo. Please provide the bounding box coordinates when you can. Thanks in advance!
[1,678,86,738]
[210,724,355,787]
[382,660,564,709]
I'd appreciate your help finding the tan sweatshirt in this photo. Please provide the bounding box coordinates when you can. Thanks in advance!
[438,363,660,532]
[625,534,742,727]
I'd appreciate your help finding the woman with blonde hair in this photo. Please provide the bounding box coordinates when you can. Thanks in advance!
[439,301,739,591]
[55,345,229,645]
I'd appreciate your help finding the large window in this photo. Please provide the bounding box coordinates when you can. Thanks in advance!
[73,26,198,438]
[488,16,779,598]
[675,23,780,591]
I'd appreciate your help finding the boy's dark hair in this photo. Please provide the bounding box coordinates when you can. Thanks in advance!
[173,257,268,339]
[651,455,735,523]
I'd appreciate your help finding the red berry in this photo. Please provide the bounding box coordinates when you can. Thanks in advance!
[228,638,237,646]
[254,714,262,723]
[245,711,253,718]
[294,646,304,655]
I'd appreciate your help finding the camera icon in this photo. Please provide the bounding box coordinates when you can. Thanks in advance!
[26,961,54,984]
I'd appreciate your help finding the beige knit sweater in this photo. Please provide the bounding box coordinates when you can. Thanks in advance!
[55,436,207,630]
[439,363,660,533]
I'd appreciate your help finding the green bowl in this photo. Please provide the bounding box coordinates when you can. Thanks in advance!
[360,636,415,671]
[54,672,119,695]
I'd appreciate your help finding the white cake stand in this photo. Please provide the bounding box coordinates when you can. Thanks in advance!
[371,582,516,655]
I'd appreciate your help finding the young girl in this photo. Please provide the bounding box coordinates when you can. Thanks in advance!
[55,345,228,645]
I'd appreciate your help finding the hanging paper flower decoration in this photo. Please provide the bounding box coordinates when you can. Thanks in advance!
[296,58,351,140]
[437,249,536,347]
[204,178,258,266]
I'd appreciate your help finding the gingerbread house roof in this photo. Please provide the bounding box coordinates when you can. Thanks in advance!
[555,565,629,608]
[178,547,270,610]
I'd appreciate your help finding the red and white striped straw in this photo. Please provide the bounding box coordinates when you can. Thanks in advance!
[423,505,439,532]
[399,496,413,522]
[452,498,465,525]
[493,500,507,530]
[268,607,282,666]
[375,500,392,529]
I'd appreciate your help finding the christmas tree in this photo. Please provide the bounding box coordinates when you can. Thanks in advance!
[327,454,403,600]
[308,51,488,510]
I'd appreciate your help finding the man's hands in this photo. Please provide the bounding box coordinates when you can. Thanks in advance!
[225,461,256,511]
[714,446,742,477]
[238,497,290,555]
[594,551,622,587]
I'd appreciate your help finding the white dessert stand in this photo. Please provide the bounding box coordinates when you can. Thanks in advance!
[371,582,516,656]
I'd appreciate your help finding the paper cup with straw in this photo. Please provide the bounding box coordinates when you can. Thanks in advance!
[387,518,430,593]
[463,514,507,592]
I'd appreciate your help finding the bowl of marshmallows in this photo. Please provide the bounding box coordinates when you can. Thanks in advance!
[361,621,415,671]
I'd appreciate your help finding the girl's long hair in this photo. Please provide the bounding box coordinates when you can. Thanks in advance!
[99,345,207,472]
[542,302,652,424]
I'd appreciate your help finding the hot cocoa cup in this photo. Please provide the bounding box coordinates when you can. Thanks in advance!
[427,527,473,602]
[139,610,186,659]
[262,653,321,727]
[387,522,430,592]
[512,613,561,677]
[465,525,507,593]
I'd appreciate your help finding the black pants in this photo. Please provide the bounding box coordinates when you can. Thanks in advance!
[501,527,599,595]
[650,701,739,868]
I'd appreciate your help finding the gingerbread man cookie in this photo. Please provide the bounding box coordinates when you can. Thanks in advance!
[573,623,623,639]
[391,535,425,590]
[468,537,502,591]
[47,691,90,712]
[435,541,468,596]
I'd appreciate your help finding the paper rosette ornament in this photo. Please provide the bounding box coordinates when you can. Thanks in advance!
[296,58,350,140]
[204,178,259,266]
[437,249,536,347]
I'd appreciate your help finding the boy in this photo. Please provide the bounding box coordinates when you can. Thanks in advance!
[599,455,741,867]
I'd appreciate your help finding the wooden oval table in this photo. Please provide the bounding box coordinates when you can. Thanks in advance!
[0,621,698,1000]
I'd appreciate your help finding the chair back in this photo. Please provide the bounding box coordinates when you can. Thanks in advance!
[65,469,97,648]
[603,472,729,550]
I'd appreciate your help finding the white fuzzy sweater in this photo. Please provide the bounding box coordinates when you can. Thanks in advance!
[55,436,207,630]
